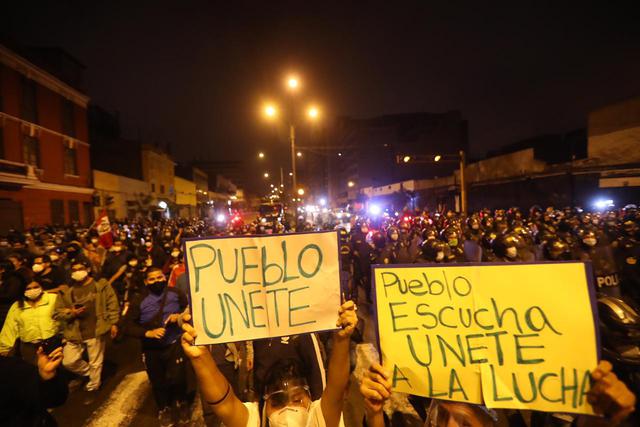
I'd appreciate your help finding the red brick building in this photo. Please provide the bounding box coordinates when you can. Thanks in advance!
[0,44,93,232]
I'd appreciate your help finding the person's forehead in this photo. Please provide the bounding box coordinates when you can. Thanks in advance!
[147,271,164,279]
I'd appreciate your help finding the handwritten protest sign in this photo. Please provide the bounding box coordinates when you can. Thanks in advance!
[373,262,598,414]
[185,231,341,345]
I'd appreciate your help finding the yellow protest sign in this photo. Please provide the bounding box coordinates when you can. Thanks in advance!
[373,262,598,414]
[185,231,341,345]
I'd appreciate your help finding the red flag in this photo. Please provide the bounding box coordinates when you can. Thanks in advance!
[96,210,113,249]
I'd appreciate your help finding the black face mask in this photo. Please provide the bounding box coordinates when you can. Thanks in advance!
[148,280,167,295]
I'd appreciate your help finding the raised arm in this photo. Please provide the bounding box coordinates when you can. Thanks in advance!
[181,314,249,427]
[321,300,358,427]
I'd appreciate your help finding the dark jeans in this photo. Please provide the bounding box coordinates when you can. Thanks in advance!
[143,343,189,409]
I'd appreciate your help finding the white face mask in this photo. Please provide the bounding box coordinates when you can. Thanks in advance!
[268,406,309,427]
[24,288,43,300]
[583,238,597,247]
[71,270,88,282]
[506,247,517,259]
[32,263,44,273]
[171,251,180,258]
[435,251,445,262]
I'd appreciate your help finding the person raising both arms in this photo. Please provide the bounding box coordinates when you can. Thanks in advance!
[181,300,358,427]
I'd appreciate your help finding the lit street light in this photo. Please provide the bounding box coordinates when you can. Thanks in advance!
[296,151,302,157]
[264,104,277,118]
[403,155,411,163]
[258,152,265,159]
[434,154,442,162]
[297,188,305,196]
[308,106,319,119]
[263,172,269,178]
[287,76,299,90]
[347,181,355,188]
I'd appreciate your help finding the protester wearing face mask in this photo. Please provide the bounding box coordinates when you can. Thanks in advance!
[165,247,186,289]
[32,255,68,294]
[54,259,119,405]
[84,234,107,274]
[0,281,60,364]
[181,300,357,427]
[124,267,190,427]
[138,237,169,269]
[101,240,129,303]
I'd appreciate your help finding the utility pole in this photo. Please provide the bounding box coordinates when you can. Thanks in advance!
[290,124,297,194]
[459,150,467,216]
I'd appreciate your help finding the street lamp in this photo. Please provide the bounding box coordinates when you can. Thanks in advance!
[264,104,277,118]
[434,154,442,162]
[287,76,299,90]
[403,155,411,163]
[308,106,319,119]
[263,172,269,178]
[296,151,302,158]
[258,152,265,159]
[297,188,305,196]
[347,181,355,188]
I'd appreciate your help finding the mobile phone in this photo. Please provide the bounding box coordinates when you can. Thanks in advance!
[41,335,64,355]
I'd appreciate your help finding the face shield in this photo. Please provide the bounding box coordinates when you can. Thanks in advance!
[263,378,312,427]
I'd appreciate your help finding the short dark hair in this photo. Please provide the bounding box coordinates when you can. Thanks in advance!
[144,267,163,279]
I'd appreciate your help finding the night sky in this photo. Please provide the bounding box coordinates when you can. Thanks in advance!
[3,1,640,192]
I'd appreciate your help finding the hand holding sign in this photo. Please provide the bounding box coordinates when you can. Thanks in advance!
[336,300,358,339]
[360,362,393,416]
[587,361,636,425]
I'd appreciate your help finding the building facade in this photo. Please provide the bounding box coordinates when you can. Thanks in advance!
[141,144,175,217]
[174,176,197,218]
[327,112,468,207]
[93,169,151,220]
[0,44,93,232]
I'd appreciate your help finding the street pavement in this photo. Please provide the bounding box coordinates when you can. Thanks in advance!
[51,294,419,427]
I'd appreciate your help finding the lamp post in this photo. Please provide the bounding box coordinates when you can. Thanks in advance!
[260,76,321,210]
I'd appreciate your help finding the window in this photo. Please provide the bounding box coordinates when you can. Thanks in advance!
[63,140,78,175]
[82,202,94,225]
[68,200,79,223]
[21,77,38,123]
[160,184,165,194]
[23,134,40,167]
[151,182,156,193]
[61,99,75,137]
[50,199,65,225]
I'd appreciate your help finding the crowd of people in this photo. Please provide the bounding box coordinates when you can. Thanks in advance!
[0,204,638,426]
